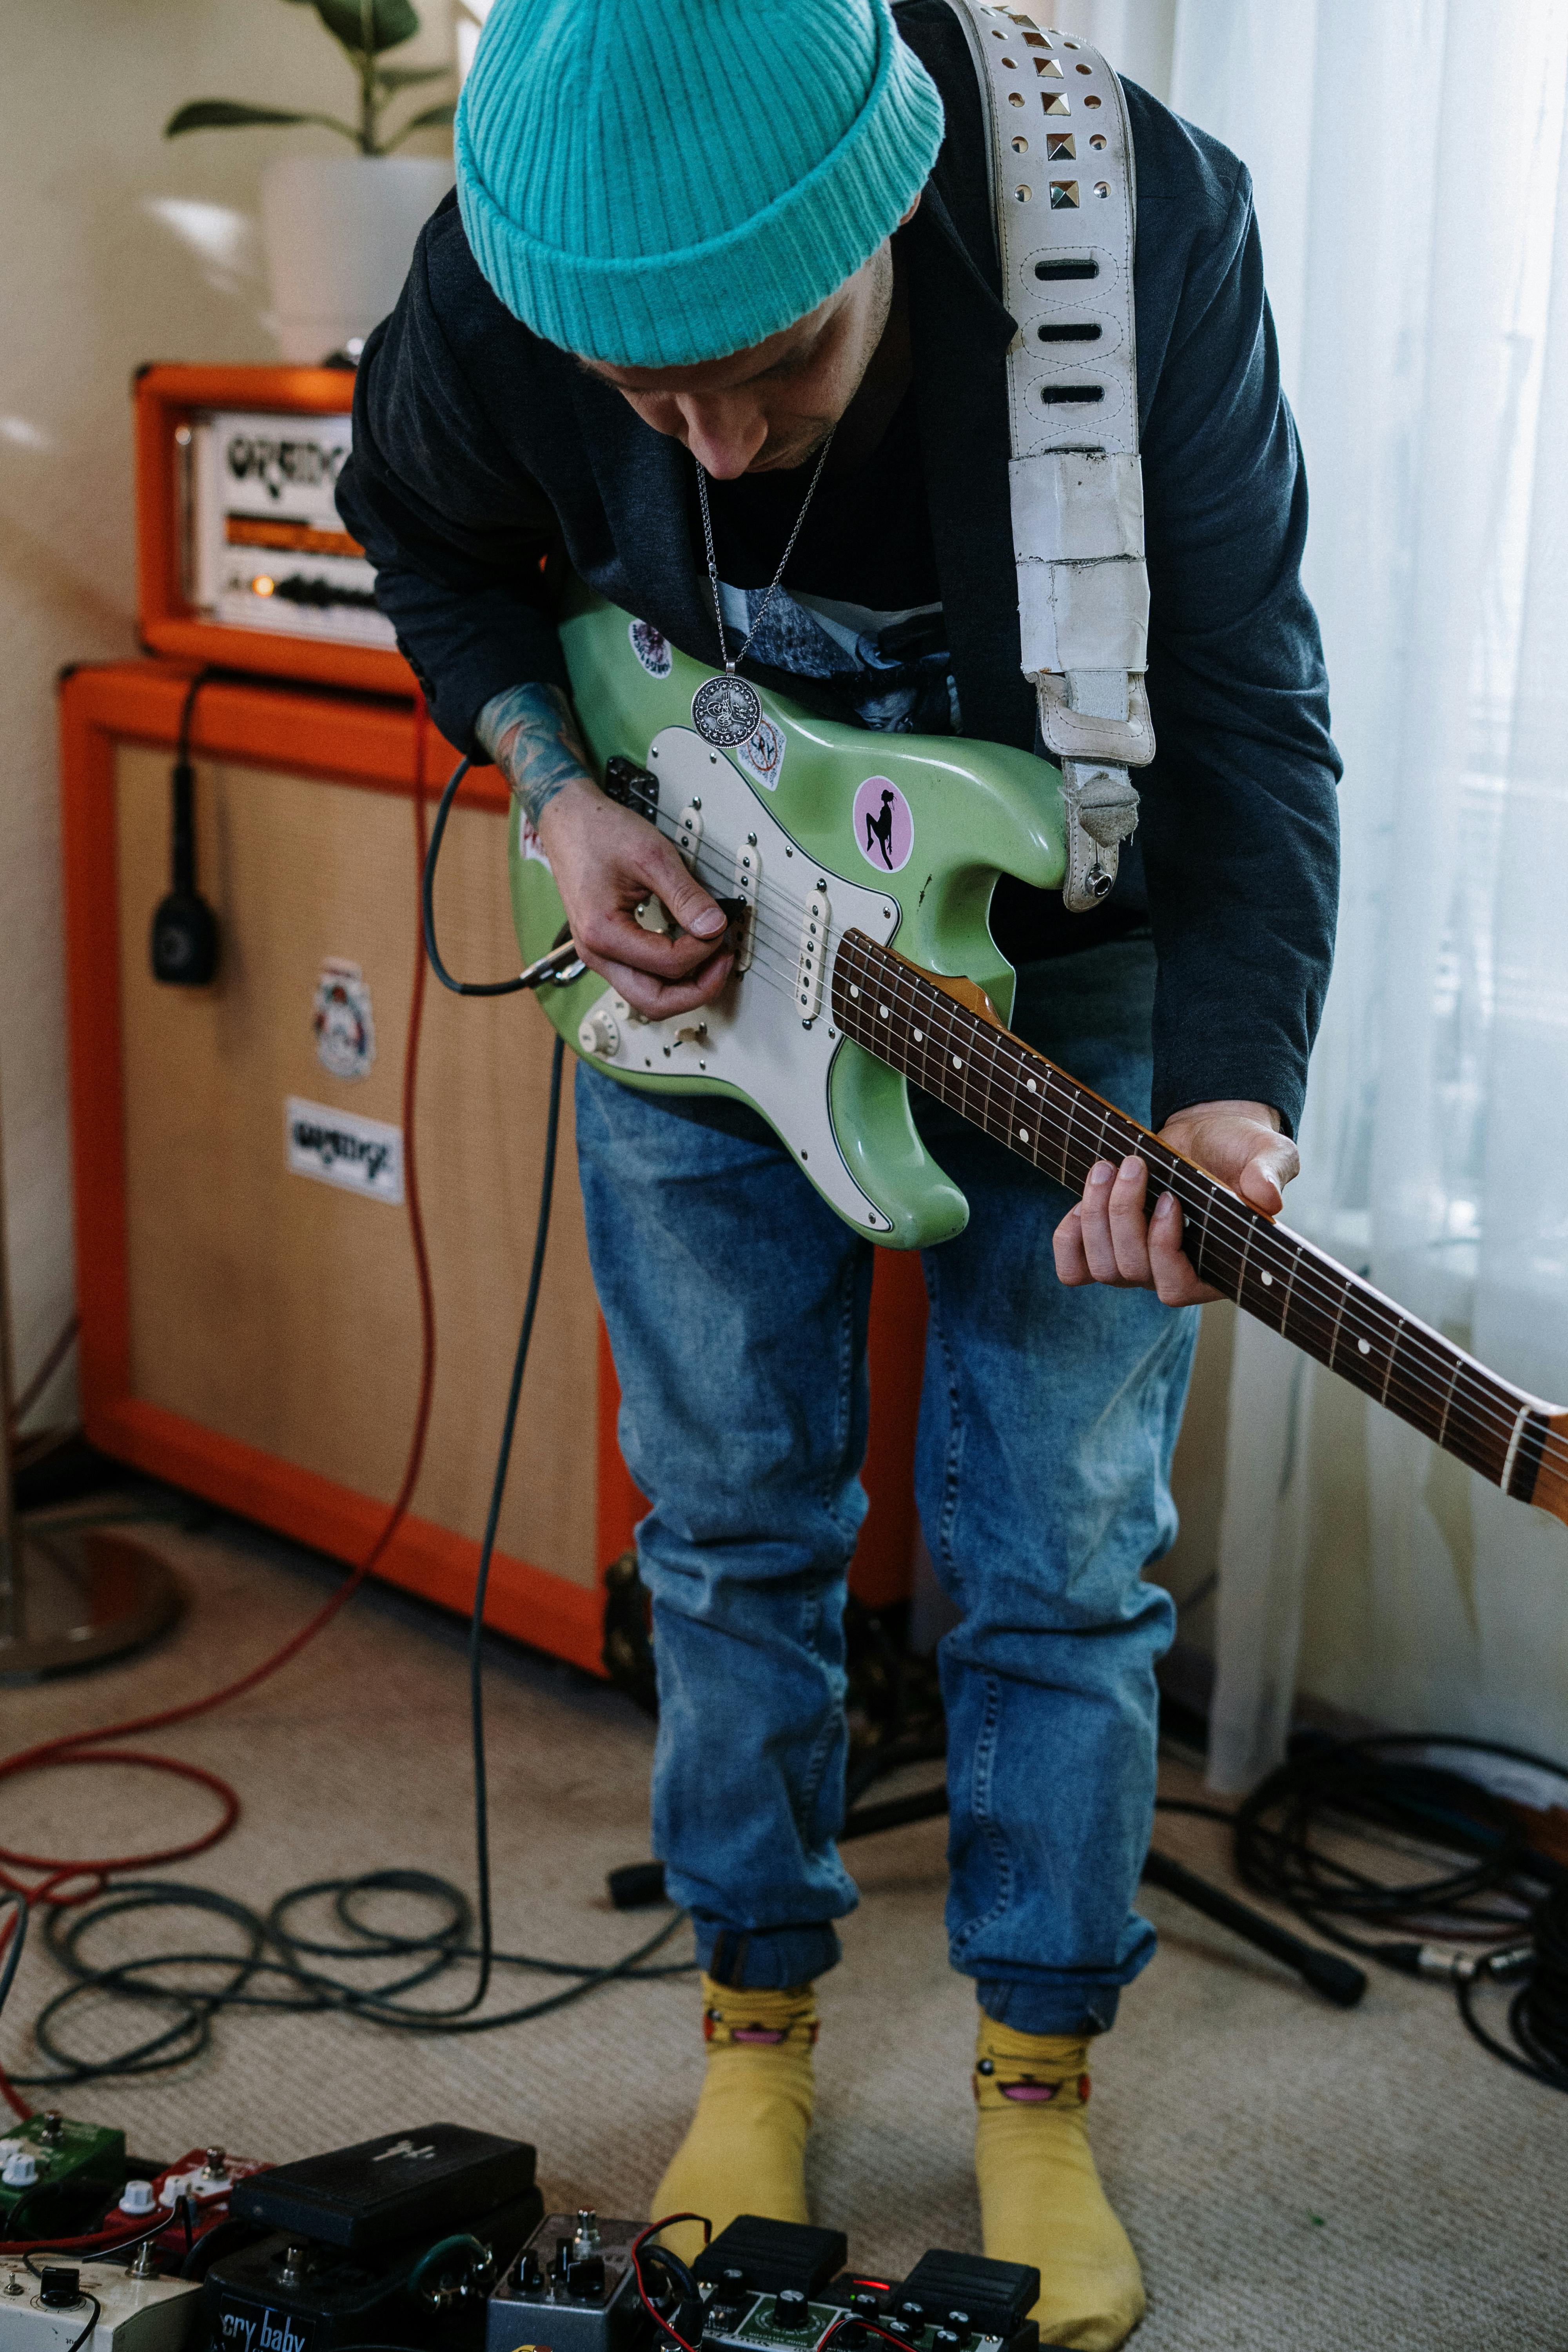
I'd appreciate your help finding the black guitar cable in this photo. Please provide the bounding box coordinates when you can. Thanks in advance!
[1234,1731,1568,2091]
[421,754,582,995]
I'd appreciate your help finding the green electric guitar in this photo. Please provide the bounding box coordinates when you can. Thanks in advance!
[510,589,1568,1522]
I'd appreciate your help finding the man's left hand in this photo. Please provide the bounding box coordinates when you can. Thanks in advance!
[1052,1100,1299,1308]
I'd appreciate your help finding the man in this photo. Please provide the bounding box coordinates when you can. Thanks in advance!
[338,1,1339,2342]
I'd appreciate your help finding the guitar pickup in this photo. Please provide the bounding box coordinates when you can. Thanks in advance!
[602,755,659,824]
[730,839,760,972]
[797,886,830,1020]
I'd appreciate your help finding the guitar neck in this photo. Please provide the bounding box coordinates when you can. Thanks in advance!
[831,929,1561,1508]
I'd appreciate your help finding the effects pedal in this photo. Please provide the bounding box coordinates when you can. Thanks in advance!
[0,2116,127,2240]
[691,2221,1039,2352]
[205,2124,542,2352]
[0,2258,201,2352]
[113,2148,271,2264]
[485,2212,646,2352]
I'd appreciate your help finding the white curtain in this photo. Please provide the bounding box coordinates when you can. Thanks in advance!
[1152,0,1568,1786]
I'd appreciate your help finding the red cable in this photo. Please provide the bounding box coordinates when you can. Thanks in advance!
[0,697,440,2122]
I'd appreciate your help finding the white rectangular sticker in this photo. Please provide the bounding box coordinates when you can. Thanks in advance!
[285,1098,403,1204]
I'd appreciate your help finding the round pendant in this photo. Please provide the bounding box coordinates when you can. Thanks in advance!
[692,672,763,748]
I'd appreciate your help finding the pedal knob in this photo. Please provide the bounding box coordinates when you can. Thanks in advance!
[773,2292,812,2333]
[896,2305,927,2329]
[578,1007,621,1059]
[38,2270,82,2309]
[120,2180,156,2216]
[2,2155,37,2188]
[39,2113,65,2145]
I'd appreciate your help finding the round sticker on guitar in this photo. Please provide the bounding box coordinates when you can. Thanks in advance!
[854,775,914,875]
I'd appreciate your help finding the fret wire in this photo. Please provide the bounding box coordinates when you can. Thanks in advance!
[1381,1317,1404,1409]
[832,940,1548,1465]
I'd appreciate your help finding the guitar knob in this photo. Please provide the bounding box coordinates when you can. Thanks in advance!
[578,1007,621,1059]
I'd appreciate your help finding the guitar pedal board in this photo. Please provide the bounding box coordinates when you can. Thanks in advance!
[204,2123,543,2352]
[485,2216,1038,2352]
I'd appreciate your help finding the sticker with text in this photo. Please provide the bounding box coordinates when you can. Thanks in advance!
[854,775,914,875]
[285,1098,403,1204]
[736,715,785,792]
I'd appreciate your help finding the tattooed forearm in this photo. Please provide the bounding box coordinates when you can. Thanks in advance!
[476,682,592,827]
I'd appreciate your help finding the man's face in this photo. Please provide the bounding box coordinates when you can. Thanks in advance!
[579,229,904,480]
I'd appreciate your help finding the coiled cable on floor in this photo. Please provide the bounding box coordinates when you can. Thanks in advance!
[0,737,693,2114]
[1233,1731,1568,2092]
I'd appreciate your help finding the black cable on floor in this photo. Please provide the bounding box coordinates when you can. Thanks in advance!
[0,1036,696,2097]
[1233,1731,1568,2091]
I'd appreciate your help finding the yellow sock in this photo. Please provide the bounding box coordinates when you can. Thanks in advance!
[973,2015,1144,2351]
[650,1975,817,2263]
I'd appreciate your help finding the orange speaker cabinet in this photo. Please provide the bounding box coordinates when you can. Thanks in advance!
[60,664,925,1674]
[136,363,417,698]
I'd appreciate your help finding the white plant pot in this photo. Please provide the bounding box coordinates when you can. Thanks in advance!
[261,154,455,364]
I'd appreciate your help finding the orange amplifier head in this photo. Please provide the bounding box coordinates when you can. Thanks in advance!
[136,363,415,697]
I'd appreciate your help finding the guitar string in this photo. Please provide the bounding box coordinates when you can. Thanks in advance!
[593,852,1559,1478]
[838,945,1563,1485]
[572,811,1560,1476]
[834,932,1548,1456]
[835,936,1563,1475]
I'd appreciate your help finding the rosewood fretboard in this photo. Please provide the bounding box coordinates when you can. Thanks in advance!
[831,929,1555,1505]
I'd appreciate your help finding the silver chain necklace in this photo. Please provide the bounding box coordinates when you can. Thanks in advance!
[690,428,836,748]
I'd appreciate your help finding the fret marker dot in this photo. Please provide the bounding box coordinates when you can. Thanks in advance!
[1019,1126,1029,1142]
[879,1004,890,1019]
[1026,1078,1038,1092]
[913,1028,924,1043]
[849,985,860,999]
[1358,1338,1371,1355]
[1260,1272,1273,1288]
[953,1054,963,1069]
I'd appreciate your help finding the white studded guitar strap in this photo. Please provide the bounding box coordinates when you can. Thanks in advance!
[944,2,1153,909]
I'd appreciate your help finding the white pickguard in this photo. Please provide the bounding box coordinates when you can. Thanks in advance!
[576,726,903,1233]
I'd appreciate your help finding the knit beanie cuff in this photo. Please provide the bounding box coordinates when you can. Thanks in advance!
[456,0,945,368]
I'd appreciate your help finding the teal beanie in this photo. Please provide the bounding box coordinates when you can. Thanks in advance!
[454,0,945,368]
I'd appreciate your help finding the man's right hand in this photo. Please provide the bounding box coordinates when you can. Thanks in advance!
[537,775,734,1019]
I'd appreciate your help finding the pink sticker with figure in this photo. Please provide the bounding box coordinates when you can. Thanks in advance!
[854,775,914,875]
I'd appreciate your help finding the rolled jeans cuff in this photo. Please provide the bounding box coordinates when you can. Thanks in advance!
[694,1918,844,1990]
[976,1978,1123,2037]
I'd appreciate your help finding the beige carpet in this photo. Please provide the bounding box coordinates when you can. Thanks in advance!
[4,1503,1563,2351]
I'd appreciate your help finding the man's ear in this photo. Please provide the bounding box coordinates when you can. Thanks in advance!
[898,194,923,227]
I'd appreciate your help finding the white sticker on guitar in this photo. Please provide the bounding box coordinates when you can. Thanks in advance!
[855,775,914,875]
[735,715,785,792]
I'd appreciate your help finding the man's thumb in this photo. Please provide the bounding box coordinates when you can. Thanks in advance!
[656,851,726,939]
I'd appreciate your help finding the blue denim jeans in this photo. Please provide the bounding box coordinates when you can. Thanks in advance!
[575,938,1198,2036]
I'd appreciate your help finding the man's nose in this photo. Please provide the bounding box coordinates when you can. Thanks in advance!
[678,399,767,479]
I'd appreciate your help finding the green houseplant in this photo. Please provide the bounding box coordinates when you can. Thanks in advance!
[165,0,455,156]
[165,0,457,363]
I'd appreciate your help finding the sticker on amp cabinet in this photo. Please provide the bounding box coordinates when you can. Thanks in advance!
[285,1098,403,1203]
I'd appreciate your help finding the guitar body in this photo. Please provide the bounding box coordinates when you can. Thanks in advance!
[510,587,1066,1248]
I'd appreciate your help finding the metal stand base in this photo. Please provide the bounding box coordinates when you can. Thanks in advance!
[0,1526,183,1682]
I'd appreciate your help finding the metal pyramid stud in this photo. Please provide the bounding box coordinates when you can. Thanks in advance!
[1042,92,1071,114]
[1036,55,1064,74]
[1047,132,1076,158]
[1049,180,1080,208]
